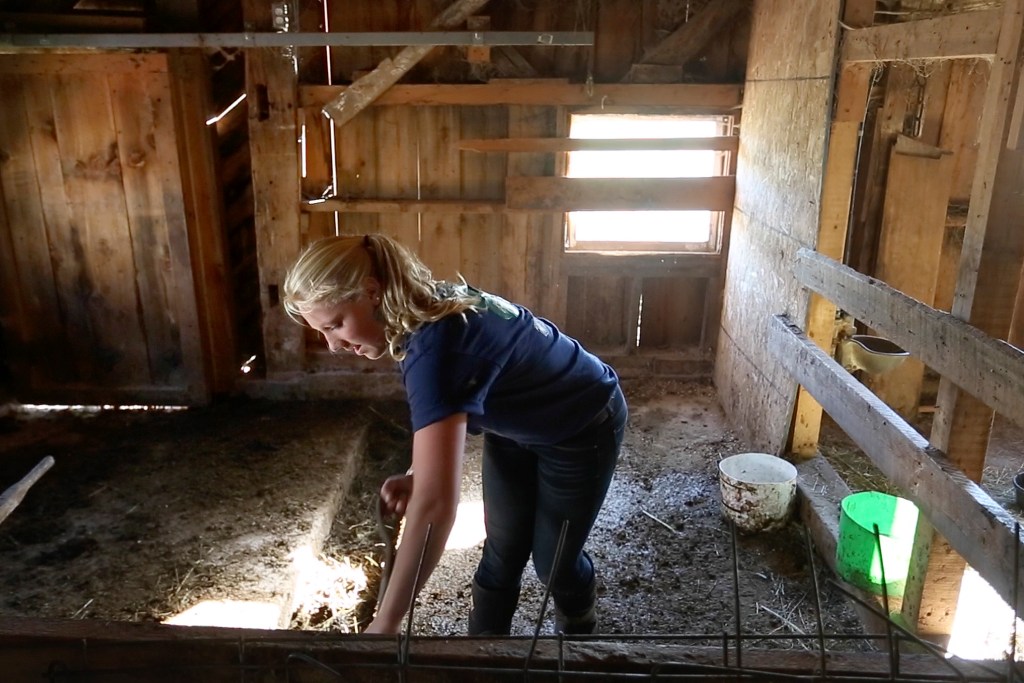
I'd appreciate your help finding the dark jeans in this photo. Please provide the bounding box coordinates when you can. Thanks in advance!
[474,386,627,612]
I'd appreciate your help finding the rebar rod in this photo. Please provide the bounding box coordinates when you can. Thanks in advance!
[526,519,571,677]
[872,522,899,681]
[828,578,976,682]
[1011,521,1020,683]
[730,519,742,671]
[400,522,433,675]
[803,527,828,678]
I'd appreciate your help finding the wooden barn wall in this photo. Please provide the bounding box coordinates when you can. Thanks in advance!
[714,0,839,453]
[0,53,217,405]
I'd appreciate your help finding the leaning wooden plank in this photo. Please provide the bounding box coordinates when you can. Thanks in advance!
[842,8,1000,63]
[458,136,739,153]
[769,314,1024,613]
[868,136,954,420]
[303,82,744,109]
[321,0,491,125]
[794,248,1024,432]
[0,456,54,527]
[506,176,735,212]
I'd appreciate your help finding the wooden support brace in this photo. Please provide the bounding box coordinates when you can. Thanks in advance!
[321,0,491,125]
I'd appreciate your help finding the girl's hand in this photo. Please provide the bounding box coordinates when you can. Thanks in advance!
[380,472,414,517]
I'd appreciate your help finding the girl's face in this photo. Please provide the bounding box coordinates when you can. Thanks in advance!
[302,280,387,360]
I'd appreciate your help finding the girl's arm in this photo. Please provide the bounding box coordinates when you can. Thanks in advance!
[364,412,467,633]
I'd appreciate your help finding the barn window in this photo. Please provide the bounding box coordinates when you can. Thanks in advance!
[564,113,733,253]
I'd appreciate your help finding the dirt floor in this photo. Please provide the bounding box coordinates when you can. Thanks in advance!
[0,378,1019,650]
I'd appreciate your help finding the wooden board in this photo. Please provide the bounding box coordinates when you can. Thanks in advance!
[416,105,462,281]
[842,9,1000,63]
[716,0,837,452]
[244,0,305,377]
[301,82,744,109]
[868,136,955,419]
[565,275,630,351]
[745,0,838,82]
[457,106,506,294]
[50,69,151,386]
[506,176,734,212]
[638,277,706,349]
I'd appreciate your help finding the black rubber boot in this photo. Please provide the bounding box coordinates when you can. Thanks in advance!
[467,579,521,635]
[553,574,598,635]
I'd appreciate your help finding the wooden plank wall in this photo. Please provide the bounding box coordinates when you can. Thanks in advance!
[0,53,210,404]
[714,0,840,453]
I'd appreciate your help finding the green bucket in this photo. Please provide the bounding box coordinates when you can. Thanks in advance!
[835,491,919,597]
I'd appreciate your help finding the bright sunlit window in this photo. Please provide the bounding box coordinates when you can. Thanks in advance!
[565,114,731,252]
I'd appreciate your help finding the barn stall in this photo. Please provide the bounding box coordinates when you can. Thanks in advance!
[1,0,1024,680]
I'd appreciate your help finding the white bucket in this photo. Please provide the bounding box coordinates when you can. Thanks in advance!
[718,453,798,533]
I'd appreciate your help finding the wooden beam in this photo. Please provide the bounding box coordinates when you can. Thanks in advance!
[867,135,954,420]
[458,136,739,153]
[302,82,744,109]
[243,0,304,377]
[304,198,504,213]
[506,176,735,212]
[0,615,1006,681]
[320,0,491,125]
[842,8,1001,63]
[793,249,1024,433]
[563,252,721,278]
[768,314,1024,616]
[621,0,748,80]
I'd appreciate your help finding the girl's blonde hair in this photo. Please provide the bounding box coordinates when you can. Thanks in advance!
[283,234,478,360]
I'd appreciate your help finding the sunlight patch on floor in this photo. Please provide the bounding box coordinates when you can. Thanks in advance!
[163,600,281,629]
[947,566,1022,660]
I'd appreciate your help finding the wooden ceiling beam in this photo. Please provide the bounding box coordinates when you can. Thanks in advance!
[302,82,743,108]
[842,8,1000,63]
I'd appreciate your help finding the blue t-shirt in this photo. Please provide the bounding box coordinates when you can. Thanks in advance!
[399,290,618,446]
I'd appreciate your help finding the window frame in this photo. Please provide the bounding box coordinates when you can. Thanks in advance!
[562,112,735,255]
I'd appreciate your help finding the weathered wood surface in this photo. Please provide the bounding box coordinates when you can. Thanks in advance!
[868,136,954,420]
[769,314,1024,617]
[0,52,207,402]
[506,176,735,212]
[0,456,54,527]
[793,248,1024,439]
[0,615,1005,683]
[244,0,305,378]
[842,8,1001,63]
[789,60,872,458]
[303,82,744,108]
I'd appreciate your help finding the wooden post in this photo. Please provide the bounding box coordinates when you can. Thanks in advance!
[243,0,305,377]
[787,0,874,458]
